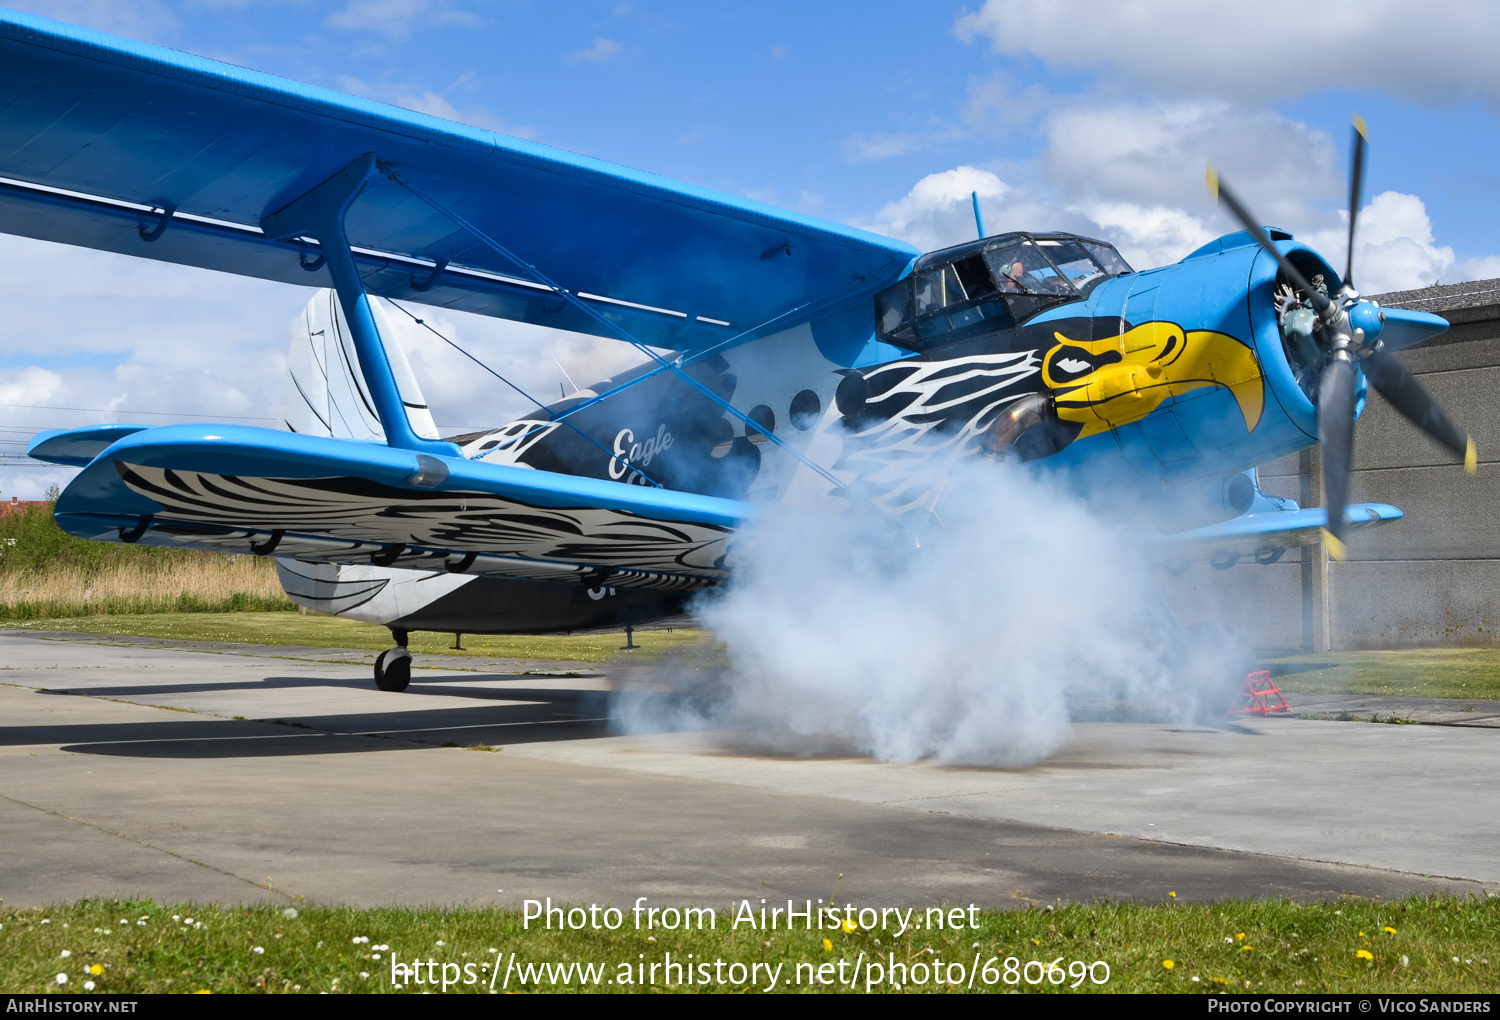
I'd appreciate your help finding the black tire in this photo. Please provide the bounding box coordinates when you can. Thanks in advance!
[374,648,412,692]
[1177,622,1255,722]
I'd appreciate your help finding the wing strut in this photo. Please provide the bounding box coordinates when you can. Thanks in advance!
[259,154,457,457]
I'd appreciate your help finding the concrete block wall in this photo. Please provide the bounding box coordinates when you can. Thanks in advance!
[1157,280,1500,651]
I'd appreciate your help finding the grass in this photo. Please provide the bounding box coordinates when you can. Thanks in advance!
[1,610,706,663]
[1,897,1493,994]
[1265,648,1500,701]
[0,557,294,620]
[0,500,293,619]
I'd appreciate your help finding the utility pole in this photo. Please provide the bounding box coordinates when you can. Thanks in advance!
[1300,447,1331,651]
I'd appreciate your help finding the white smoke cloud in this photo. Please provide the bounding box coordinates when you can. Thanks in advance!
[955,0,1500,107]
[615,462,1217,766]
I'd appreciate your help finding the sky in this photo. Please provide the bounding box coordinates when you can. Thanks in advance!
[1,0,1498,496]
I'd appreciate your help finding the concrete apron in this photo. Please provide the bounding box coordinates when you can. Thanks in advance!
[0,630,1494,908]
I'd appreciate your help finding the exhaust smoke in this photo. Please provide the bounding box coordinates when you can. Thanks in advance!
[613,462,1221,766]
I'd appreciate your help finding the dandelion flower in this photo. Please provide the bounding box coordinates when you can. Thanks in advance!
[1032,938,1041,946]
[1356,950,1374,961]
[1162,960,1174,969]
[1384,927,1397,934]
[1235,933,1245,941]
[822,939,832,952]
[88,965,102,976]
[842,918,857,933]
[1358,931,1366,937]
[1168,891,1176,899]
[1242,946,1254,952]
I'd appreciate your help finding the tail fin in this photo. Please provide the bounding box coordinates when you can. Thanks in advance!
[279,289,440,441]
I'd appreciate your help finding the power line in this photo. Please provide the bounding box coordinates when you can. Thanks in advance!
[0,401,277,420]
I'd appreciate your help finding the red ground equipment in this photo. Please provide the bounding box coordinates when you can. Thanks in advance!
[1228,670,1291,716]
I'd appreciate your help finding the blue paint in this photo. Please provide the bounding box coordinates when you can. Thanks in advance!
[260,155,456,457]
[52,424,752,530]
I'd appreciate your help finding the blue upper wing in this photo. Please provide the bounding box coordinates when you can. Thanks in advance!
[0,10,918,352]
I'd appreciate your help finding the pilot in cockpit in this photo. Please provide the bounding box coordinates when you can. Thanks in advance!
[997,259,1041,293]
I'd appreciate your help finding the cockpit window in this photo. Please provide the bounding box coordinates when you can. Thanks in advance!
[1083,241,1132,277]
[985,241,1072,296]
[1037,239,1106,292]
[874,233,1133,352]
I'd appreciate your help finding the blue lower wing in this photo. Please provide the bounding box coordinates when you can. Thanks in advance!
[39,425,749,592]
[1145,503,1402,566]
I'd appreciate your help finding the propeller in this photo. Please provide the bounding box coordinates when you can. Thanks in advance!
[1207,117,1476,560]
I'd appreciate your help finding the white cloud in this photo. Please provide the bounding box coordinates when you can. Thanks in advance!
[0,233,651,497]
[2,0,179,42]
[567,37,623,65]
[956,0,1500,106]
[841,132,923,163]
[326,0,480,41]
[855,167,1025,253]
[1459,255,1500,282]
[1301,191,1461,295]
[1044,101,1337,228]
[854,94,1500,285]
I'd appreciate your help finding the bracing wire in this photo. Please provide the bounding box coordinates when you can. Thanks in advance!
[384,298,666,489]
[378,164,845,490]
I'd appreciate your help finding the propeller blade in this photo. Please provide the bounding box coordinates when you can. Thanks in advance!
[1319,353,1358,557]
[1362,349,1477,471]
[1207,165,1330,315]
[1345,115,1367,290]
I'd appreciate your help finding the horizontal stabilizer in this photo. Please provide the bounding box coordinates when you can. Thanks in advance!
[28,424,150,466]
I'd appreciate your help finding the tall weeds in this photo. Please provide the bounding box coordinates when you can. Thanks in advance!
[0,502,293,619]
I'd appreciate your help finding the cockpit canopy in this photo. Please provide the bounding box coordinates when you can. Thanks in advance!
[875,232,1133,352]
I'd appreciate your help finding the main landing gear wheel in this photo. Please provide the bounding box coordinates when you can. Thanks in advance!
[374,647,412,692]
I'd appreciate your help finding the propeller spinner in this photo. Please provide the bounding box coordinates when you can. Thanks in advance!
[1207,119,1476,560]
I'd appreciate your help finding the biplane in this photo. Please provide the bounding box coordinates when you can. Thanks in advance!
[2,11,1474,692]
